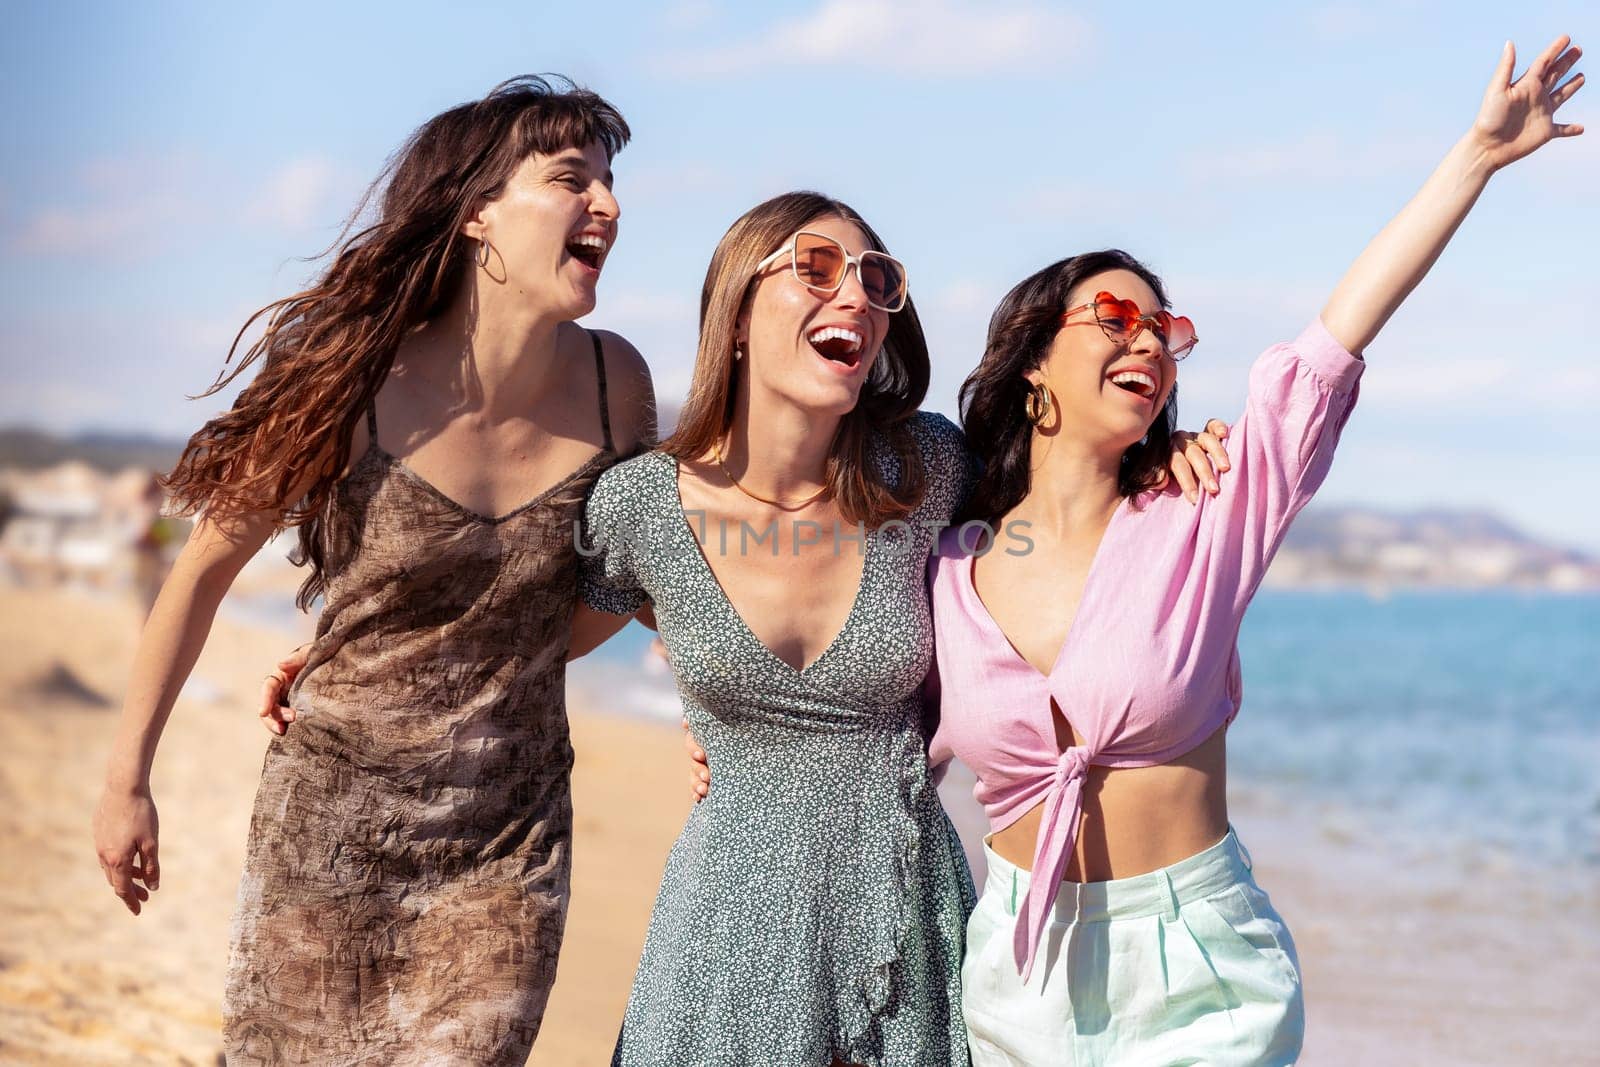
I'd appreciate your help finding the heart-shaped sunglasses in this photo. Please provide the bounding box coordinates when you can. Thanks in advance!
[1059,291,1198,360]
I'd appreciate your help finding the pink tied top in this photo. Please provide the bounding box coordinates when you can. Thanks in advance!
[927,319,1363,983]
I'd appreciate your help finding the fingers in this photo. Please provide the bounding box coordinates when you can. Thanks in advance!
[1526,35,1571,85]
[1193,429,1232,474]
[1492,39,1516,90]
[682,717,709,800]
[258,679,295,735]
[258,673,284,717]
[276,644,311,675]
[1183,437,1221,495]
[1544,45,1582,89]
[1167,438,1201,504]
[138,838,160,892]
[1553,122,1585,137]
[1551,72,1585,109]
[99,848,147,915]
[1204,418,1231,440]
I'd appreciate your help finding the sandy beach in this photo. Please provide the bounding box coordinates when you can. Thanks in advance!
[2,583,1595,1065]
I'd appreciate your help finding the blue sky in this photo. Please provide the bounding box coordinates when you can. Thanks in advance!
[2,1,1596,549]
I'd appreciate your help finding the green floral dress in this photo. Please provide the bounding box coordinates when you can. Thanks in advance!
[580,411,975,1066]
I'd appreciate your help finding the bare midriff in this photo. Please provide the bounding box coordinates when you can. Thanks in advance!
[988,723,1230,883]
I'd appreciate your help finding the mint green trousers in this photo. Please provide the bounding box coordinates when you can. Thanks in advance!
[962,829,1303,1066]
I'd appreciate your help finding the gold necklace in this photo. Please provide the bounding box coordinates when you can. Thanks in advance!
[713,438,831,510]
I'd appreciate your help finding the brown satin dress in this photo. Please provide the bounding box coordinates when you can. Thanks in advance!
[222,333,620,1065]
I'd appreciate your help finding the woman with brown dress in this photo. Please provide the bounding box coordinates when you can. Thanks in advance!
[90,76,656,1064]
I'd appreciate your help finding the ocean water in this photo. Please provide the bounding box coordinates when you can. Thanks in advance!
[567,590,1600,874]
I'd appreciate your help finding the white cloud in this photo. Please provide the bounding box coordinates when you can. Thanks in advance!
[8,153,204,259]
[931,278,1002,319]
[659,0,1092,77]
[619,162,741,210]
[1185,132,1439,184]
[0,306,257,435]
[1162,270,1600,422]
[579,287,700,409]
[8,152,359,262]
[248,157,361,231]
[11,198,186,258]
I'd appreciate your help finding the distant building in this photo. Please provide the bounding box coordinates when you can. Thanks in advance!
[0,463,184,594]
[1268,507,1600,591]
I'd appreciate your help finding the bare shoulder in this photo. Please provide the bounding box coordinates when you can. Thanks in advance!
[588,328,657,454]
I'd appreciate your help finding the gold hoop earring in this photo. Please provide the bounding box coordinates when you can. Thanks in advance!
[1024,381,1053,425]
[477,236,493,269]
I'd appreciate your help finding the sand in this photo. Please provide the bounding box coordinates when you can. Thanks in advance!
[1,584,1594,1065]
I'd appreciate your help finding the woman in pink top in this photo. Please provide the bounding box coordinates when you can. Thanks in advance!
[928,37,1584,1065]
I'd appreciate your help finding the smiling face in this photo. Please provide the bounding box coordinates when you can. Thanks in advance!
[736,214,891,417]
[1030,268,1178,452]
[465,139,620,321]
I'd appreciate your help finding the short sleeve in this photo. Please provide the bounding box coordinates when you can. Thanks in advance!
[577,462,649,616]
[908,410,976,522]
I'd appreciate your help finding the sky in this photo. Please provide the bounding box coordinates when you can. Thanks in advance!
[2,0,1596,550]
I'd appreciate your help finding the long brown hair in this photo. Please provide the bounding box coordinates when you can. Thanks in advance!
[163,75,629,608]
[662,191,930,526]
[957,249,1178,526]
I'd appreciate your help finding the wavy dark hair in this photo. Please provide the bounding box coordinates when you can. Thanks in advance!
[662,191,931,526]
[957,249,1177,526]
[162,75,630,609]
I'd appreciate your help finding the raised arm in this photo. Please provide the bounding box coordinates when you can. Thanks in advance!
[1322,36,1584,356]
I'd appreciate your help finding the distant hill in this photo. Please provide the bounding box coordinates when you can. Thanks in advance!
[1274,506,1598,590]
[0,428,186,474]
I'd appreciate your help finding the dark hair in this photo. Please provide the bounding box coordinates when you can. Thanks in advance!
[662,190,932,526]
[163,75,630,609]
[956,249,1177,526]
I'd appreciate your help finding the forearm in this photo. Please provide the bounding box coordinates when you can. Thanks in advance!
[566,600,638,660]
[104,508,274,791]
[103,563,234,792]
[1320,133,1495,356]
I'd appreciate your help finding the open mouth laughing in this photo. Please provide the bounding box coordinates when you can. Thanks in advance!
[1107,366,1158,400]
[566,231,609,272]
[807,324,867,372]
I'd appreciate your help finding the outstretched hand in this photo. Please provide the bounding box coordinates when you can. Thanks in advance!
[1472,36,1584,171]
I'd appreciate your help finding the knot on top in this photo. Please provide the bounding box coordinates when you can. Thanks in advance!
[1053,745,1090,790]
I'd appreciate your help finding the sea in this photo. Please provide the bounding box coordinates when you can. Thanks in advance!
[566,590,1600,879]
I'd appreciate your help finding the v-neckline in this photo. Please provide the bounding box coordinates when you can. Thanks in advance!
[375,443,612,525]
[963,494,1131,681]
[666,453,872,679]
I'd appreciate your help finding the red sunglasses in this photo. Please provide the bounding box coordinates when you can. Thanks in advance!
[1059,291,1198,360]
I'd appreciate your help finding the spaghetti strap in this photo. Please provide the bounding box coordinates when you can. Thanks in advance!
[588,329,614,452]
[365,399,379,440]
